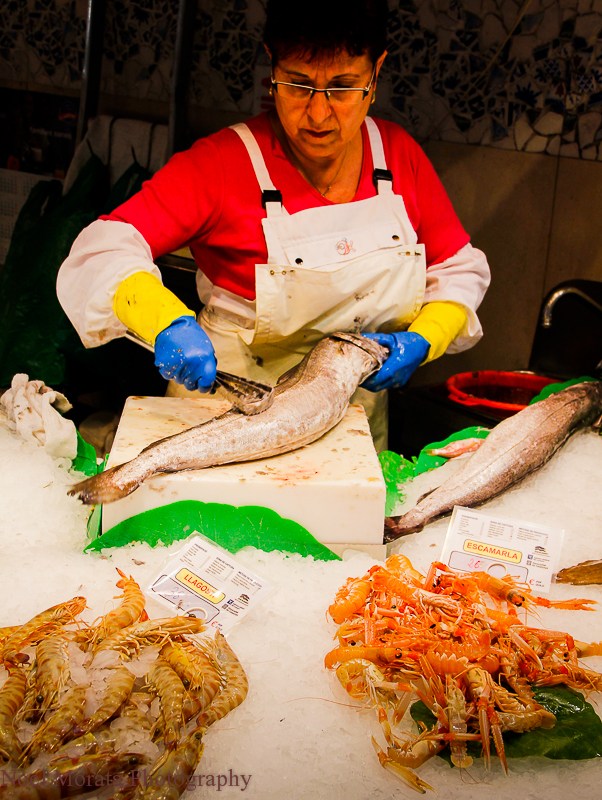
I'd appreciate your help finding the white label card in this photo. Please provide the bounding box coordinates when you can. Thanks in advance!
[146,533,273,632]
[440,506,564,594]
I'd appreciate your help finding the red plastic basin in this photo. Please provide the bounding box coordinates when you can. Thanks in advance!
[446,370,556,414]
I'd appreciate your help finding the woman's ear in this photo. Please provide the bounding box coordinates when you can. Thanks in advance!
[375,50,387,77]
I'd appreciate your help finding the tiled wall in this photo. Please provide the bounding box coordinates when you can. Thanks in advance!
[3,1,601,160]
[1,0,601,375]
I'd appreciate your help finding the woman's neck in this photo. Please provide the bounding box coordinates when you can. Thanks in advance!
[270,113,363,201]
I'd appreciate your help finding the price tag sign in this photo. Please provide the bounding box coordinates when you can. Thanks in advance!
[147,534,273,632]
[440,506,564,594]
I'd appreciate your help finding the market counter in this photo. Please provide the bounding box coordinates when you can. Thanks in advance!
[0,413,601,800]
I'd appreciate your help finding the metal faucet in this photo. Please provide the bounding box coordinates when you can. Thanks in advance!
[541,285,602,328]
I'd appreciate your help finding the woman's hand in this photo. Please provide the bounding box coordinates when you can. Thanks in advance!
[361,331,430,391]
[154,316,217,392]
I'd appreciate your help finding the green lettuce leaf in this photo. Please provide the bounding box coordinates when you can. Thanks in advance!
[410,685,602,762]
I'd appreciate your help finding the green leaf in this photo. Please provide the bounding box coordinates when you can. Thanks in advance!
[503,686,602,760]
[410,685,602,763]
[84,499,341,561]
[71,431,99,477]
[378,450,416,515]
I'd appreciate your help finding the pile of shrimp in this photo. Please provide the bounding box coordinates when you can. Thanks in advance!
[0,568,248,800]
[325,555,602,794]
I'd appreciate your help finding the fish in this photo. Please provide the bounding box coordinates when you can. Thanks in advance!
[68,332,388,506]
[556,560,602,586]
[384,380,602,542]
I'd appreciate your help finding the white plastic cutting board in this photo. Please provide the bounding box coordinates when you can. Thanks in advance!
[101,396,387,548]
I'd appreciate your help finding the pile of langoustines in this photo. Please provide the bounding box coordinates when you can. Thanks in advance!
[325,554,602,794]
[0,568,248,799]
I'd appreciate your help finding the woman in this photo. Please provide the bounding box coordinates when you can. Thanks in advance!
[57,0,490,450]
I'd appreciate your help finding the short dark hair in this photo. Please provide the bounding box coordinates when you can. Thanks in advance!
[263,0,389,65]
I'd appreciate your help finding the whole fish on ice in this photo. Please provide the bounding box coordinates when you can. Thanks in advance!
[384,380,602,542]
[69,332,387,506]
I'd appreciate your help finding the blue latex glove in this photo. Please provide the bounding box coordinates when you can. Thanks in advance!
[361,331,431,391]
[154,315,217,392]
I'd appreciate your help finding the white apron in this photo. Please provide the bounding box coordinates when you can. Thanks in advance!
[172,117,427,450]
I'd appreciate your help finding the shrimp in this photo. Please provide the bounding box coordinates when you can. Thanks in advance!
[20,684,88,762]
[91,617,206,658]
[335,657,413,723]
[0,667,27,764]
[465,571,595,612]
[194,633,248,731]
[489,681,556,731]
[371,736,435,794]
[7,749,145,799]
[371,569,461,616]
[0,626,20,646]
[83,663,137,733]
[384,554,426,586]
[325,557,602,791]
[445,676,473,769]
[33,631,72,712]
[160,640,222,710]
[426,437,484,458]
[132,729,204,800]
[324,644,414,670]
[90,568,147,647]
[14,663,42,726]
[463,667,507,773]
[421,628,494,677]
[1,597,87,666]
[146,658,187,749]
[328,575,372,624]
[533,662,602,691]
[335,658,387,701]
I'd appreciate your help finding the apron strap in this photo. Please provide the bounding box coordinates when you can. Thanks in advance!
[365,116,393,195]
[230,122,286,217]
[231,118,393,207]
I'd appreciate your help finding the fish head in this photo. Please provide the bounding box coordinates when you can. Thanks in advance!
[584,379,602,429]
[330,332,389,377]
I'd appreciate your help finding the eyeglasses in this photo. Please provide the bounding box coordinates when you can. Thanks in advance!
[270,68,375,106]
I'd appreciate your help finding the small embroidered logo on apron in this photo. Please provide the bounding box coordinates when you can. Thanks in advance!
[336,238,355,256]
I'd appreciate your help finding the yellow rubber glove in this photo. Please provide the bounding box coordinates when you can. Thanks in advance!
[408,301,467,363]
[113,271,196,345]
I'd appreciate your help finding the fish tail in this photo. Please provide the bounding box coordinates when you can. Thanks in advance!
[383,518,401,543]
[68,465,141,505]
[383,511,427,542]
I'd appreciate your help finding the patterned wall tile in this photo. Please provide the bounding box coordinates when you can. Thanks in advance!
[1,0,601,161]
